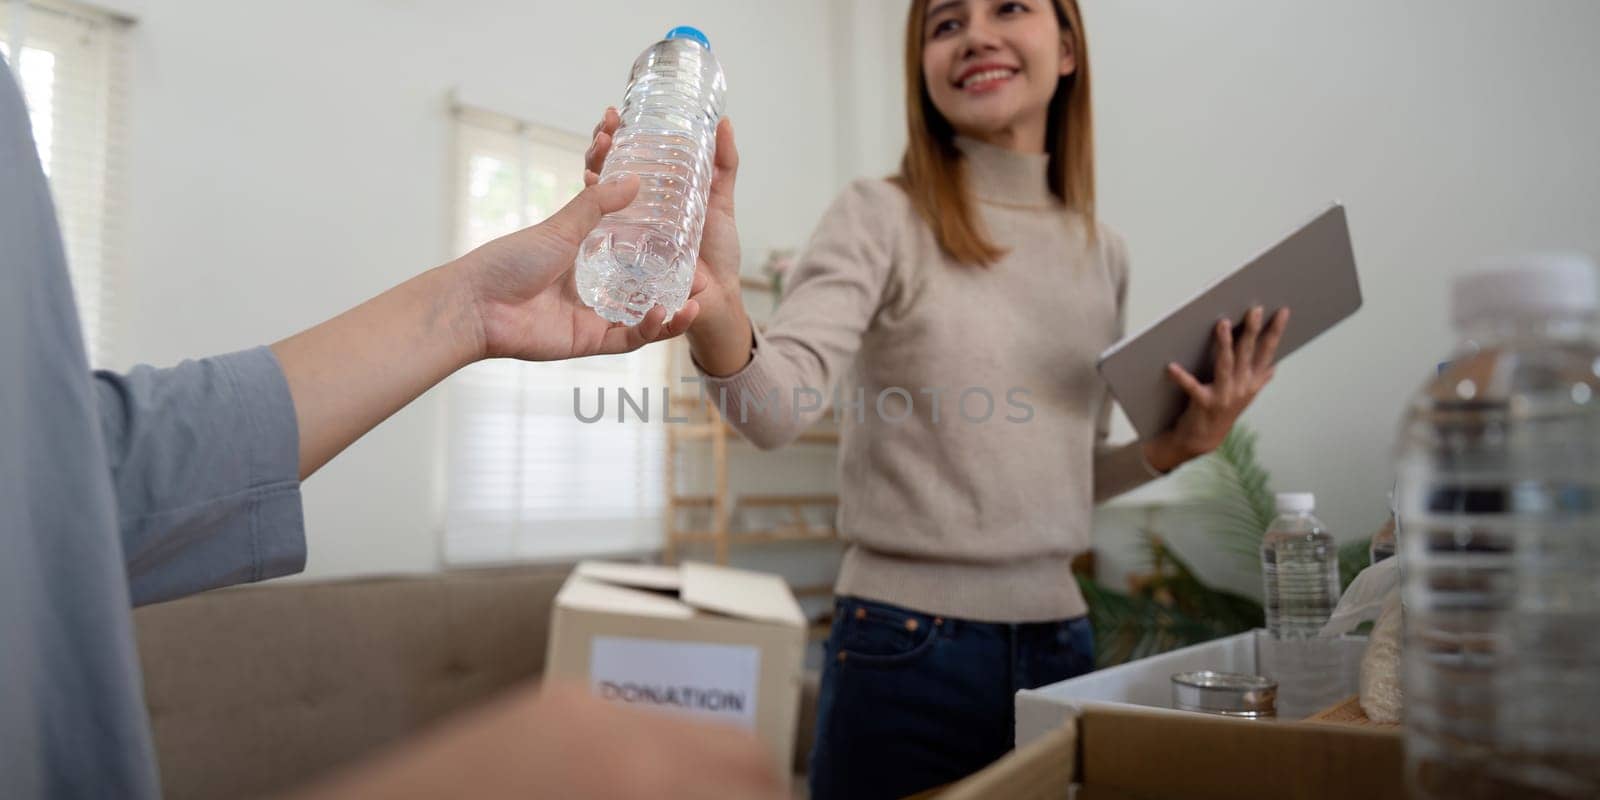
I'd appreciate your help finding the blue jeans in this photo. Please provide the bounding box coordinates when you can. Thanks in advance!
[807,596,1096,800]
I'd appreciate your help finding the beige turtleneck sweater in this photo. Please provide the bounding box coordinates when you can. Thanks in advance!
[699,137,1159,622]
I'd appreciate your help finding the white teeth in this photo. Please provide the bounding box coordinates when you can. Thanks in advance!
[961,69,1015,89]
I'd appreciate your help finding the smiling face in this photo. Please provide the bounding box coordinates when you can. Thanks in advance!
[920,0,1075,152]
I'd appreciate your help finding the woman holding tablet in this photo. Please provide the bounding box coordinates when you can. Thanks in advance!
[585,1,1290,796]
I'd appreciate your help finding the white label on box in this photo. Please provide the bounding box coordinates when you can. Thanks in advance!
[589,637,762,730]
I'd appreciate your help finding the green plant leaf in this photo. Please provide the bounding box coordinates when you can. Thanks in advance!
[1078,426,1281,668]
[1338,536,1372,593]
[1080,531,1264,668]
[1181,426,1277,573]
[1150,536,1264,631]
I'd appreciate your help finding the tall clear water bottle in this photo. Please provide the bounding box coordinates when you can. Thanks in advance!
[1396,254,1600,799]
[576,26,726,326]
[1261,492,1341,638]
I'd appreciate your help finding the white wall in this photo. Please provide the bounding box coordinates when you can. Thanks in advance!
[118,0,853,579]
[842,0,1600,593]
[828,0,908,181]
[116,1,1600,588]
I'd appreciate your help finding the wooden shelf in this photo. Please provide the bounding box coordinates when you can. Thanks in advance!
[666,398,841,445]
[671,493,837,508]
[662,338,843,574]
[735,493,838,508]
[669,422,726,440]
[790,430,841,445]
[671,528,838,546]
[666,419,838,446]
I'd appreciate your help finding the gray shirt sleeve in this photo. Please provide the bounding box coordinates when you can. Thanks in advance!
[97,346,307,606]
[6,54,307,796]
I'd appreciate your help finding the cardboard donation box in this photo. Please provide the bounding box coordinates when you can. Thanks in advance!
[941,703,1404,800]
[982,631,1404,799]
[545,561,807,772]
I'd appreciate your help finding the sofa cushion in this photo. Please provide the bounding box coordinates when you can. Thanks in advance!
[134,566,571,800]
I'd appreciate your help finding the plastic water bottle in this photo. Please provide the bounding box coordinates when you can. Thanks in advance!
[1260,493,1341,638]
[1396,254,1600,799]
[576,26,726,326]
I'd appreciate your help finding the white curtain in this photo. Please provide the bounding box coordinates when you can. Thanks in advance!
[2,0,129,368]
[444,104,668,565]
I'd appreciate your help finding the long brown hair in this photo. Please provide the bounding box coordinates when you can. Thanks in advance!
[896,0,1095,266]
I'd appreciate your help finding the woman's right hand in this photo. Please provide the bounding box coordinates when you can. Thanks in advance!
[585,108,755,376]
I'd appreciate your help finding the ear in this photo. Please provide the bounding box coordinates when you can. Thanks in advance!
[1059,29,1077,77]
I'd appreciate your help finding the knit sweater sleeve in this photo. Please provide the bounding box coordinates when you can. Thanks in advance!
[695,179,902,449]
[1093,227,1165,502]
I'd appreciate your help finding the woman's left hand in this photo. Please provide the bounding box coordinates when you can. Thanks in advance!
[1143,306,1290,473]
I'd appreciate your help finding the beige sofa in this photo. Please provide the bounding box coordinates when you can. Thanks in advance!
[133,565,819,799]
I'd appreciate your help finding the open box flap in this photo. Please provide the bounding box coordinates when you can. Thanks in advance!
[556,574,694,620]
[680,562,805,628]
[575,561,683,591]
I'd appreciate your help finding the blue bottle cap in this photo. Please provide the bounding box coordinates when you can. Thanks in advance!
[665,26,710,50]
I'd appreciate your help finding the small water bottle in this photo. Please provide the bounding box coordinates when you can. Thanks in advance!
[1396,253,1600,799]
[1260,492,1340,639]
[576,26,727,326]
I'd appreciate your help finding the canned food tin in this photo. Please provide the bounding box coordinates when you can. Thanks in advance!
[1171,670,1277,718]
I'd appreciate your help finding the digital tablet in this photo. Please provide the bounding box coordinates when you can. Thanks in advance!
[1098,204,1362,441]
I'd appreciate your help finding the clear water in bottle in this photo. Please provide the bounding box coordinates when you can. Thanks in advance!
[1261,493,1341,639]
[1396,254,1600,799]
[576,26,726,326]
